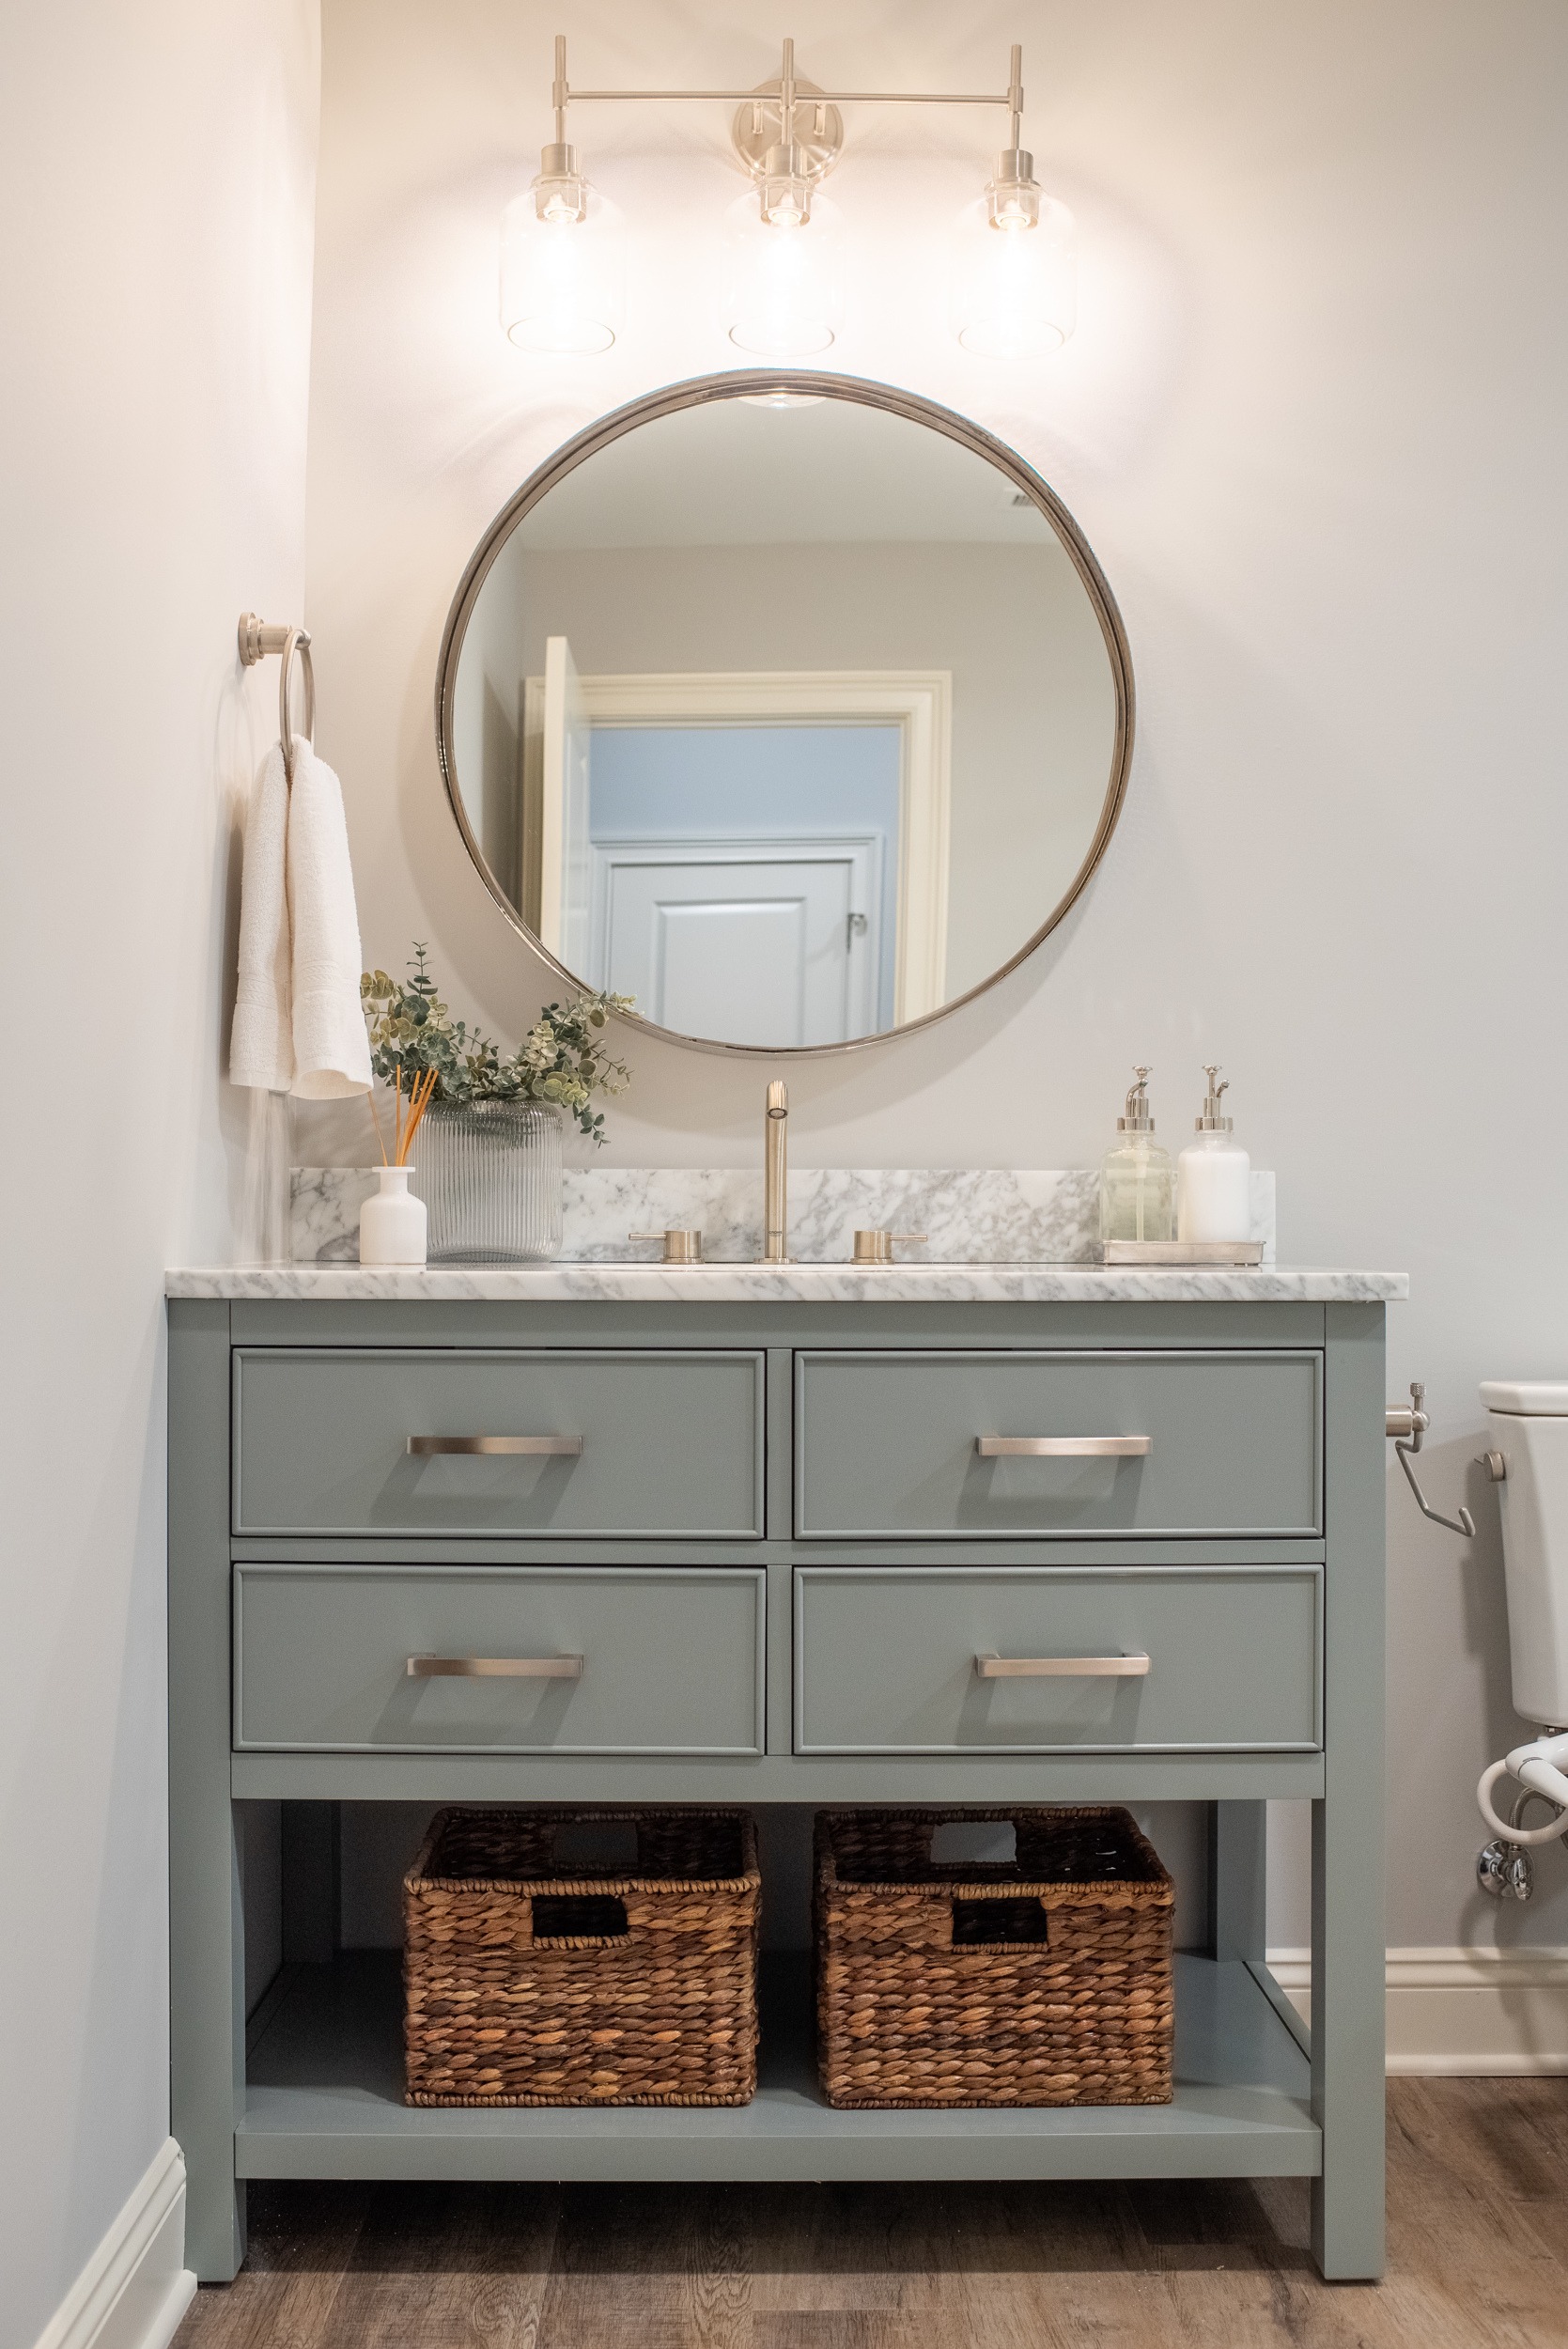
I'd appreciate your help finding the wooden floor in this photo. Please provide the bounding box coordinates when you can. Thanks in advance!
[175,2077,1568,2349]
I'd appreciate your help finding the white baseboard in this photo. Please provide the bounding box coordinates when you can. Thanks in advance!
[31,2138,196,2349]
[1267,1944,1568,2075]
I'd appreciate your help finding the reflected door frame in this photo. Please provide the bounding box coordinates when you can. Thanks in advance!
[523,663,950,1022]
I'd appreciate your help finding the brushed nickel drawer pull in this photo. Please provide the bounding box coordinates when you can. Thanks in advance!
[407,1435,583,1456]
[975,1435,1152,1458]
[975,1652,1151,1679]
[407,1655,584,1678]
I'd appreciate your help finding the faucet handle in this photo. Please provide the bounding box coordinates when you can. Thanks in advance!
[852,1228,928,1266]
[629,1228,704,1264]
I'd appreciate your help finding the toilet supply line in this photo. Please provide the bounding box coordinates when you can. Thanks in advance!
[1476,1731,1568,1848]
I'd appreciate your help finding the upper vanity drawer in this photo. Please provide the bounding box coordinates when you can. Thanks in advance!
[233,1348,766,1538]
[794,1350,1321,1540]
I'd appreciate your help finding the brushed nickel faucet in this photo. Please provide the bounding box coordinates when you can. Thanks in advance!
[763,1081,789,1261]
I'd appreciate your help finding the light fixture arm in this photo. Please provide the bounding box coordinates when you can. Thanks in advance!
[547,31,1031,194]
[551,32,568,148]
[780,36,798,143]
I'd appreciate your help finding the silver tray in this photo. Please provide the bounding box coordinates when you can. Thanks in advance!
[1100,1239,1265,1267]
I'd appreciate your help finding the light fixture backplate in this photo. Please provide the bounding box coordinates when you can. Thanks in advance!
[731,77,844,184]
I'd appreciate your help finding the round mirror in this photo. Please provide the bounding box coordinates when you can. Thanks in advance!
[437,372,1132,1055]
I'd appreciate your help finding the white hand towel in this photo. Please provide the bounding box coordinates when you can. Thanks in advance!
[229,736,373,1098]
[229,742,292,1092]
[285,737,373,1099]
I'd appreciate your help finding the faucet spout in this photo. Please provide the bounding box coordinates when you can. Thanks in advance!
[763,1081,789,1262]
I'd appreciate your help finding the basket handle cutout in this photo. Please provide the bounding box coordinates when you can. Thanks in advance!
[531,1893,629,1942]
[951,1896,1049,1948]
[930,1819,1017,1868]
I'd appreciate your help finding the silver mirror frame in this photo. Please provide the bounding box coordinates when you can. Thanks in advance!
[434,368,1135,1059]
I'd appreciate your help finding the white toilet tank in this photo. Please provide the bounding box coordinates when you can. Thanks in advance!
[1481,1381,1568,1727]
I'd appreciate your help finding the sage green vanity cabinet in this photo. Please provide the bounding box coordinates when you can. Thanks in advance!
[168,1284,1389,2291]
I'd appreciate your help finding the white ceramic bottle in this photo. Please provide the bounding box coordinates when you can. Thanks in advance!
[359,1164,428,1266]
[1176,1066,1251,1243]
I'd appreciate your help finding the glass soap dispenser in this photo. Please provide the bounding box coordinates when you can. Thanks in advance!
[1176,1065,1252,1243]
[1099,1066,1174,1245]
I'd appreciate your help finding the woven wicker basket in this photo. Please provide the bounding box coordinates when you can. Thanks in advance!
[403,1806,760,2107]
[815,1806,1174,2108]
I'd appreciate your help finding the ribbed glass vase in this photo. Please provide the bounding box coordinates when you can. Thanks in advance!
[411,1099,564,1264]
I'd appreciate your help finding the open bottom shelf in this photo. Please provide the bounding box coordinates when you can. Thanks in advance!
[241,1951,1318,2184]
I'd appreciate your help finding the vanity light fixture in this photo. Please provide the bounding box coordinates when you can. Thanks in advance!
[949,132,1076,358]
[500,39,625,352]
[503,37,1074,361]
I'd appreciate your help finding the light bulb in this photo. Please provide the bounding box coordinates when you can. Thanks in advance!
[949,155,1075,360]
[500,148,624,354]
[989,187,1038,230]
[721,188,844,359]
[757,138,815,228]
[763,184,809,227]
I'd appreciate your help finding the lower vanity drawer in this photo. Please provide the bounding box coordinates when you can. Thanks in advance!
[793,1565,1321,1754]
[234,1564,766,1756]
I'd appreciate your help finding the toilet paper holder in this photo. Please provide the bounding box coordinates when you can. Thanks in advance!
[1385,1380,1479,1538]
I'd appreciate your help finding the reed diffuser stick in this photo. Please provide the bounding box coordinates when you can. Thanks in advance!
[399,1066,438,1164]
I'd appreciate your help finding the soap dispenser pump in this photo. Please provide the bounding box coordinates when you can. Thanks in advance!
[1176,1065,1251,1243]
[1098,1066,1174,1245]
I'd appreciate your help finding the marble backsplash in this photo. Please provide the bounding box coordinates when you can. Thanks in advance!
[291,1165,1277,1267]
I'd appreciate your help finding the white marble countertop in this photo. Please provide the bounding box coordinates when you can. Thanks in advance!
[165,1263,1407,1303]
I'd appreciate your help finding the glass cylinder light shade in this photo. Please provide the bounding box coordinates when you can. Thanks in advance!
[721,189,845,359]
[501,177,625,354]
[948,193,1076,359]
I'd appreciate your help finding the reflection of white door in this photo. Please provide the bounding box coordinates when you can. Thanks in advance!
[536,637,592,965]
[594,838,878,1047]
[578,671,949,1020]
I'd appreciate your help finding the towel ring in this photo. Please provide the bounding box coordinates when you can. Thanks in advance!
[238,612,316,786]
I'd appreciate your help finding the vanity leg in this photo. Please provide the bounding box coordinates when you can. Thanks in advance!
[1310,1303,1388,2281]
[1208,1799,1267,1961]
[169,1299,247,2282]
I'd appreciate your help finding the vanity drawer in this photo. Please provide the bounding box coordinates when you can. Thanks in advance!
[234,1563,767,1754]
[232,1347,765,1538]
[793,1565,1321,1754]
[794,1350,1321,1539]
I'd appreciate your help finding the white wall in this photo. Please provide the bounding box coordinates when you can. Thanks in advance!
[0,5,318,2341]
[301,0,1568,1955]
